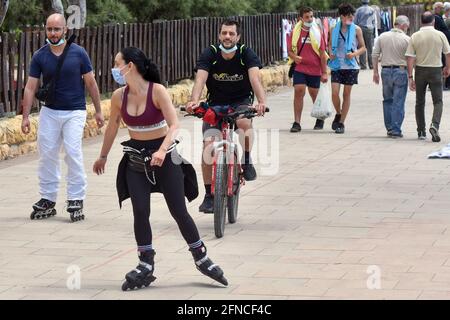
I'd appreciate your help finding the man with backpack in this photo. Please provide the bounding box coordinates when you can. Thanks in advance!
[186,19,267,213]
[288,6,329,133]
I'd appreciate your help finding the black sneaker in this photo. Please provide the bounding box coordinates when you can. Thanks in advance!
[335,123,345,134]
[429,125,441,143]
[67,200,83,212]
[314,119,324,130]
[387,130,393,137]
[199,194,214,213]
[33,198,55,211]
[332,114,341,130]
[242,163,257,181]
[290,122,301,133]
[418,130,427,140]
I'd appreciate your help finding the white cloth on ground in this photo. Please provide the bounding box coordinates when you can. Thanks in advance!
[428,143,450,159]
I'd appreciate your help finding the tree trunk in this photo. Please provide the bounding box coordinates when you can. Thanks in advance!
[0,0,9,27]
[43,0,64,16]
[67,0,86,28]
[51,0,64,14]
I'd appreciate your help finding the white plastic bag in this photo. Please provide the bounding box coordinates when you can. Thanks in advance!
[311,82,333,120]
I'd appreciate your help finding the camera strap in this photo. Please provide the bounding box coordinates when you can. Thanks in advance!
[53,34,77,83]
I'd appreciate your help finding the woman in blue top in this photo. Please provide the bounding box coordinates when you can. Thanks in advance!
[328,3,366,134]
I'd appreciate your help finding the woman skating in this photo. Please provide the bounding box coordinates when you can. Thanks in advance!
[93,47,227,290]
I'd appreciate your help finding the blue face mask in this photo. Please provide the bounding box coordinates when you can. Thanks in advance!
[111,66,128,86]
[46,37,65,47]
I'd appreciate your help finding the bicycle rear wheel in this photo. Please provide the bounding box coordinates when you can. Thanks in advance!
[227,152,240,224]
[214,150,227,238]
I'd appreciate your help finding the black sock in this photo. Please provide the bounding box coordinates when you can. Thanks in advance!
[244,151,251,165]
[205,184,211,195]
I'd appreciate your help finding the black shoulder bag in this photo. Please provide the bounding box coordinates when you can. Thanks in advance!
[35,34,77,105]
[288,31,309,78]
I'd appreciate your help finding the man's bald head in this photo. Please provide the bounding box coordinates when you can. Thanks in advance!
[45,13,67,46]
[421,11,435,25]
[46,13,67,27]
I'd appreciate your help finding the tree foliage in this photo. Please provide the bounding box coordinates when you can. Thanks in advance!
[2,0,43,30]
[86,0,134,26]
[0,0,407,31]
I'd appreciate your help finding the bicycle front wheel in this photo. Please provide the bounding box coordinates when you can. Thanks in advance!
[227,152,240,224]
[214,150,228,238]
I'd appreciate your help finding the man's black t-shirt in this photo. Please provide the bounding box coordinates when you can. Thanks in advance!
[195,44,262,105]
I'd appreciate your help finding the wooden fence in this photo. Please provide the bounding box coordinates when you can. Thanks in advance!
[0,5,424,118]
[0,11,342,117]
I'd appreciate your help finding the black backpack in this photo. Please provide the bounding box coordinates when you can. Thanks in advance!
[209,43,247,67]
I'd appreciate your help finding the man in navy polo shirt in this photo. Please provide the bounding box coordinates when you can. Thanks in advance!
[21,13,104,221]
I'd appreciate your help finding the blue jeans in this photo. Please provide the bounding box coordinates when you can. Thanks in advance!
[381,68,408,134]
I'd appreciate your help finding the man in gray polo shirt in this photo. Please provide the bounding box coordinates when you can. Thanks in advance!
[406,11,450,142]
[372,15,411,138]
[355,0,376,69]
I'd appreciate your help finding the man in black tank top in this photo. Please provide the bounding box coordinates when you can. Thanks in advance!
[187,19,267,213]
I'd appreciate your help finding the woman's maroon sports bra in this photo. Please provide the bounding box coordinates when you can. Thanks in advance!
[121,82,167,132]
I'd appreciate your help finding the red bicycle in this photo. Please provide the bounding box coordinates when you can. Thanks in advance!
[181,103,269,238]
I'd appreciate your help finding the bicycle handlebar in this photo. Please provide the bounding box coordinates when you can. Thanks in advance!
[180,106,270,117]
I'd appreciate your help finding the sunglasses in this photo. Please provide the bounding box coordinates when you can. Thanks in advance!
[46,27,64,33]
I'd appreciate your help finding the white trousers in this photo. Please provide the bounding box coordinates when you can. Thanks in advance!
[37,107,87,202]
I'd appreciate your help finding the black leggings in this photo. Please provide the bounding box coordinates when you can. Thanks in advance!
[125,138,200,247]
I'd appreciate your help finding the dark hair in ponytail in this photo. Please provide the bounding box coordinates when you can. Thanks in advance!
[120,47,161,84]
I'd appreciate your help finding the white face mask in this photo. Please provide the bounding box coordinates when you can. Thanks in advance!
[303,21,313,28]
[46,37,65,47]
[219,44,238,54]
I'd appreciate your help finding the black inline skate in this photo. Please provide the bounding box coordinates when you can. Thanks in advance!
[30,198,57,220]
[122,249,157,291]
[67,200,84,222]
[189,243,228,286]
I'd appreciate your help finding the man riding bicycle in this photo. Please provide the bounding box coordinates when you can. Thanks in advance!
[186,19,267,214]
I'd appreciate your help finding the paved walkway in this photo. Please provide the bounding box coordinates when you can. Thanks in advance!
[1,70,450,300]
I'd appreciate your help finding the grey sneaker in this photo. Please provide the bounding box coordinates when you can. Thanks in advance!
[390,132,403,139]
[429,125,441,143]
